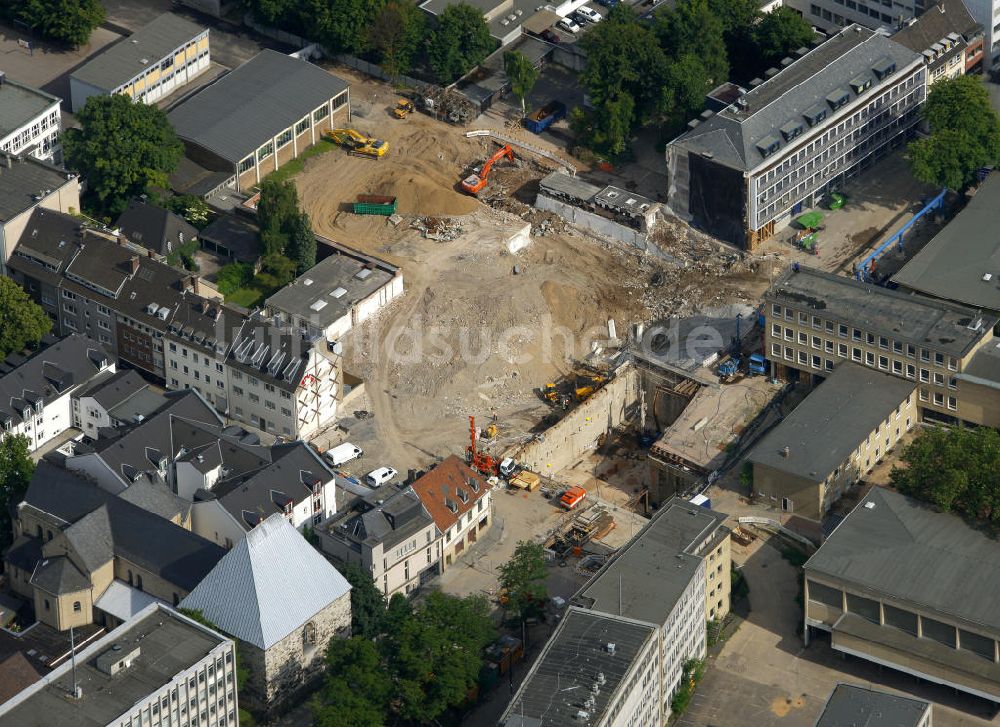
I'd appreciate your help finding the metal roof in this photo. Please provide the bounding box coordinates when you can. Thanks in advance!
[892,175,1000,312]
[767,265,997,358]
[181,514,352,650]
[93,580,167,623]
[70,13,207,92]
[0,78,59,140]
[815,684,930,727]
[805,487,1000,634]
[748,362,915,482]
[168,50,349,164]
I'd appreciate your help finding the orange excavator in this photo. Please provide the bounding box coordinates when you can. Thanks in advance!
[466,415,499,476]
[461,145,515,196]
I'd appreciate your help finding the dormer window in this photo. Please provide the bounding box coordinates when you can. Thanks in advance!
[826,88,850,111]
[756,134,782,158]
[780,120,803,142]
[849,74,872,95]
[803,103,827,127]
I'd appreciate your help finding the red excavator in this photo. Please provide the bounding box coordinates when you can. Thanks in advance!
[466,415,499,476]
[461,144,515,196]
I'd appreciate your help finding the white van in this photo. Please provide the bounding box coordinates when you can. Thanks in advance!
[325,443,364,466]
[364,467,397,487]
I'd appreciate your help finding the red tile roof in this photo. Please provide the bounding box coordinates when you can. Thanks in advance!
[410,455,490,532]
[0,651,44,704]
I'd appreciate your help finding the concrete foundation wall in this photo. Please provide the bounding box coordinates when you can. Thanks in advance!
[536,194,652,249]
[511,362,639,474]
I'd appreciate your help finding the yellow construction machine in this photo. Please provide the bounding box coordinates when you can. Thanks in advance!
[324,128,389,159]
[393,99,416,119]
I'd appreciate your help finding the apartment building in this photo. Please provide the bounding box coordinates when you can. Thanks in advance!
[0,604,238,727]
[320,484,440,598]
[500,608,660,727]
[963,0,1000,68]
[891,0,984,80]
[748,362,916,523]
[666,26,924,249]
[763,264,998,425]
[0,155,80,272]
[0,74,62,162]
[73,369,166,439]
[804,487,1000,703]
[0,334,114,452]
[69,13,209,112]
[561,498,730,723]
[410,456,493,572]
[816,685,932,727]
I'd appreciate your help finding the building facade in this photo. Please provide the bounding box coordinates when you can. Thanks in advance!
[0,75,62,162]
[763,265,998,426]
[891,0,984,82]
[69,13,209,112]
[666,26,924,249]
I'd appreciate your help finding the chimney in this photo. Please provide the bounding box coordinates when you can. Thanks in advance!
[782,446,790,458]
[130,255,140,275]
[147,248,155,257]
[182,275,194,291]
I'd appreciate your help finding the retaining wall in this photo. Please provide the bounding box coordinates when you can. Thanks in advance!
[536,194,677,259]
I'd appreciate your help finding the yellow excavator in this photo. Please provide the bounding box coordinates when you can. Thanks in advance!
[393,99,415,119]
[324,128,389,159]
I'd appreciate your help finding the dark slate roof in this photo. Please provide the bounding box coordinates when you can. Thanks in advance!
[816,684,930,727]
[224,315,314,393]
[63,506,115,573]
[167,156,234,197]
[0,153,76,224]
[197,212,259,263]
[76,369,148,410]
[0,79,59,142]
[891,0,980,60]
[6,208,87,289]
[118,475,191,522]
[748,362,915,482]
[805,487,1000,633]
[114,199,198,258]
[30,557,90,596]
[70,13,206,92]
[22,462,226,592]
[167,50,349,164]
[0,334,111,429]
[670,26,920,171]
[501,608,655,726]
[572,497,727,626]
[326,486,435,550]
[4,537,42,574]
[767,265,997,358]
[892,174,1000,312]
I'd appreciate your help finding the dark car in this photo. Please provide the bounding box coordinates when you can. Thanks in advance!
[540,28,561,43]
[596,0,618,6]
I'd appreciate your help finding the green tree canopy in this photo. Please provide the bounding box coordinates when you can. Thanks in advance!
[3,0,105,48]
[752,7,815,69]
[0,435,34,550]
[890,426,1000,526]
[504,51,539,116]
[256,253,298,290]
[655,0,728,90]
[215,263,254,296]
[0,278,52,359]
[256,178,300,257]
[339,562,386,640]
[498,540,547,621]
[62,95,183,218]
[319,0,387,54]
[908,75,1000,192]
[286,212,317,273]
[368,0,425,78]
[311,637,392,727]
[428,3,494,84]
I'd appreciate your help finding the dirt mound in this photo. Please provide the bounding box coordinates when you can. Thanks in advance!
[364,165,478,217]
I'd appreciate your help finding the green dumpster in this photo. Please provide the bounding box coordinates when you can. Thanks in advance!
[796,211,824,230]
[828,192,846,210]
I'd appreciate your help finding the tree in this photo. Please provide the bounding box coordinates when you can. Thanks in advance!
[286,212,317,274]
[164,194,212,228]
[504,51,539,116]
[0,278,52,359]
[311,638,392,727]
[256,254,298,290]
[318,0,386,54]
[890,426,1000,526]
[428,3,494,84]
[752,7,815,70]
[498,540,547,621]
[4,0,104,48]
[0,436,34,550]
[256,179,300,257]
[62,95,183,218]
[908,75,1000,192]
[368,0,425,79]
[216,263,254,296]
[338,562,386,640]
[655,0,728,92]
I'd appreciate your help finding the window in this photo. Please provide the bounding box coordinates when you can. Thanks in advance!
[839,324,848,338]
[933,372,944,385]
[852,347,862,362]
[825,359,834,371]
[784,347,793,360]
[313,105,330,122]
[276,128,293,148]
[947,396,957,411]
[772,304,782,316]
[878,336,888,349]
[798,351,808,364]
[772,343,782,356]
[838,343,847,357]
[892,360,902,374]
[799,312,808,324]
[239,155,255,173]
[73,601,81,612]
[296,117,310,135]
[257,141,274,161]
[906,344,916,358]
[865,351,875,365]
[772,323,781,336]
[933,392,944,406]
[906,364,915,379]
[866,332,876,345]
[935,352,945,366]
[878,356,888,370]
[812,355,821,369]
[812,336,821,349]
[919,368,929,383]
[919,387,928,402]
[852,328,861,341]
[784,327,793,340]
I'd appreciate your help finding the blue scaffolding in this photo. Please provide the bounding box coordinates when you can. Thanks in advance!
[854,188,947,283]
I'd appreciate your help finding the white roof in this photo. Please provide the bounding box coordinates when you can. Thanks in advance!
[94,580,168,622]
[180,515,351,650]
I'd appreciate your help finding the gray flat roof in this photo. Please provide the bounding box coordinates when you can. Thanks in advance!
[70,13,207,92]
[168,50,349,164]
[748,362,915,482]
[0,605,226,727]
[539,171,601,202]
[767,265,996,358]
[0,154,75,223]
[892,175,1000,311]
[266,247,396,330]
[0,79,59,140]
[805,487,1000,634]
[573,498,727,626]
[500,608,655,726]
[816,684,930,727]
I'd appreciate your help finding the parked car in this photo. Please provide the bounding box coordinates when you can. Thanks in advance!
[364,467,397,487]
[557,17,582,34]
[325,442,363,466]
[540,28,561,43]
[575,6,602,22]
[596,0,618,6]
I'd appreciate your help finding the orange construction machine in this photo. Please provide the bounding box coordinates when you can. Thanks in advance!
[461,145,514,196]
[466,416,498,476]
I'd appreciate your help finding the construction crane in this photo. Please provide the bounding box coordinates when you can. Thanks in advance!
[324,128,389,159]
[466,415,498,476]
[461,144,514,196]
